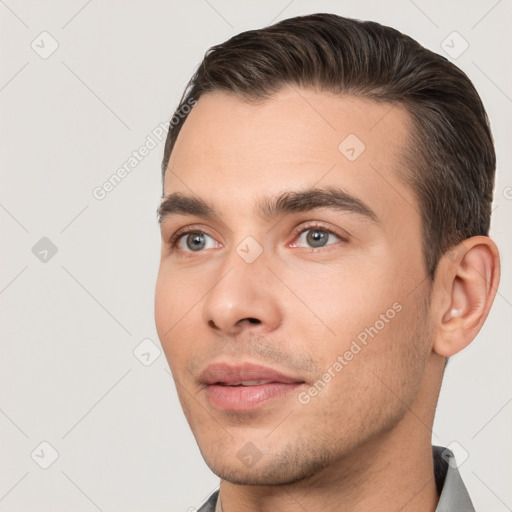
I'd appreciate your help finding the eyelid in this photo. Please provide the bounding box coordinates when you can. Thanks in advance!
[166,221,350,252]
[168,224,221,248]
[288,221,350,247]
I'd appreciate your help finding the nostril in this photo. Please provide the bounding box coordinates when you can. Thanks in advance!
[207,317,261,330]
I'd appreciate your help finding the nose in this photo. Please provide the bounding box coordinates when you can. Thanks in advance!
[202,250,282,337]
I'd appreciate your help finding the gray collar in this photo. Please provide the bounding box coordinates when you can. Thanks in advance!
[433,445,475,511]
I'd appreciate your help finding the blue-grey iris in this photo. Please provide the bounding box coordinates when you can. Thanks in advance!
[307,230,328,248]
[186,233,206,251]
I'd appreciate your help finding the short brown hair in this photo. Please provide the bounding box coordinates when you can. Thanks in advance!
[162,13,495,279]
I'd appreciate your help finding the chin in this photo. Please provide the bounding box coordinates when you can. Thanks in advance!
[200,441,336,486]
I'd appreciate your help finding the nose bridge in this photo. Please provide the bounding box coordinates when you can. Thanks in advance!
[201,238,281,334]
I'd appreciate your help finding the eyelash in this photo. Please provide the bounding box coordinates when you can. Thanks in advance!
[168,222,348,253]
[168,224,212,249]
[290,222,348,249]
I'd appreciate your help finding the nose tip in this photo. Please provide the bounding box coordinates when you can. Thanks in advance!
[201,251,282,337]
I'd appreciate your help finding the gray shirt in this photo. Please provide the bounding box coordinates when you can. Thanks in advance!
[197,446,475,512]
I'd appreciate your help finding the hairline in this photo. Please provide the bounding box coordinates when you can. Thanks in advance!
[162,87,435,278]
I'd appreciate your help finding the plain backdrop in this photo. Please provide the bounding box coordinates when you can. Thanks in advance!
[1,1,511,511]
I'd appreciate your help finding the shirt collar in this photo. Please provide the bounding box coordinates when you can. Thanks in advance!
[433,445,475,512]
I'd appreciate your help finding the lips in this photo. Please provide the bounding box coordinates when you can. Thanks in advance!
[200,362,303,386]
[200,362,305,411]
[219,379,278,386]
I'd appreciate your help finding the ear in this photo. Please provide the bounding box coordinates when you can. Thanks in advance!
[431,236,500,357]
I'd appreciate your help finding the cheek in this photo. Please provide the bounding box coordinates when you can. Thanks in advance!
[278,259,396,342]
[310,300,429,430]
[154,270,174,340]
[283,258,427,386]
[154,266,199,365]
[155,262,205,325]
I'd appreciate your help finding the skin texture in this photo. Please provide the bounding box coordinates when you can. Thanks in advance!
[154,88,500,512]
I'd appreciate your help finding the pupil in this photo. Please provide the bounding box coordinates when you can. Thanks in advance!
[307,230,327,247]
[187,233,205,251]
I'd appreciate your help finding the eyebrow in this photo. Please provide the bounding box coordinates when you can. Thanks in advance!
[157,187,378,224]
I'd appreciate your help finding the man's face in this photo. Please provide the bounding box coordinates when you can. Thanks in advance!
[155,88,435,485]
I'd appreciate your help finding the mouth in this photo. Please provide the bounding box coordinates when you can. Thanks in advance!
[199,362,306,411]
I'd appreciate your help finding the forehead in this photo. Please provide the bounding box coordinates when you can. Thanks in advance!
[164,88,417,225]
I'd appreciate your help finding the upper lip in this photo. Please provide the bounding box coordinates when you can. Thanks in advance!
[199,362,305,385]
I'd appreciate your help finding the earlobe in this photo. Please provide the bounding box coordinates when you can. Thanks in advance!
[433,236,500,358]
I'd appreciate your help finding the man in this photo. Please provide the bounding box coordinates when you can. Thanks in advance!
[155,13,500,512]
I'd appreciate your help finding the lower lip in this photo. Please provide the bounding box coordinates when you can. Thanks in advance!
[206,383,303,411]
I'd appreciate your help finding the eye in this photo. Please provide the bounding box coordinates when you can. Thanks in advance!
[292,227,342,249]
[174,231,219,252]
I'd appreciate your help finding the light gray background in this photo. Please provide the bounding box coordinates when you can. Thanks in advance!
[1,1,510,511]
